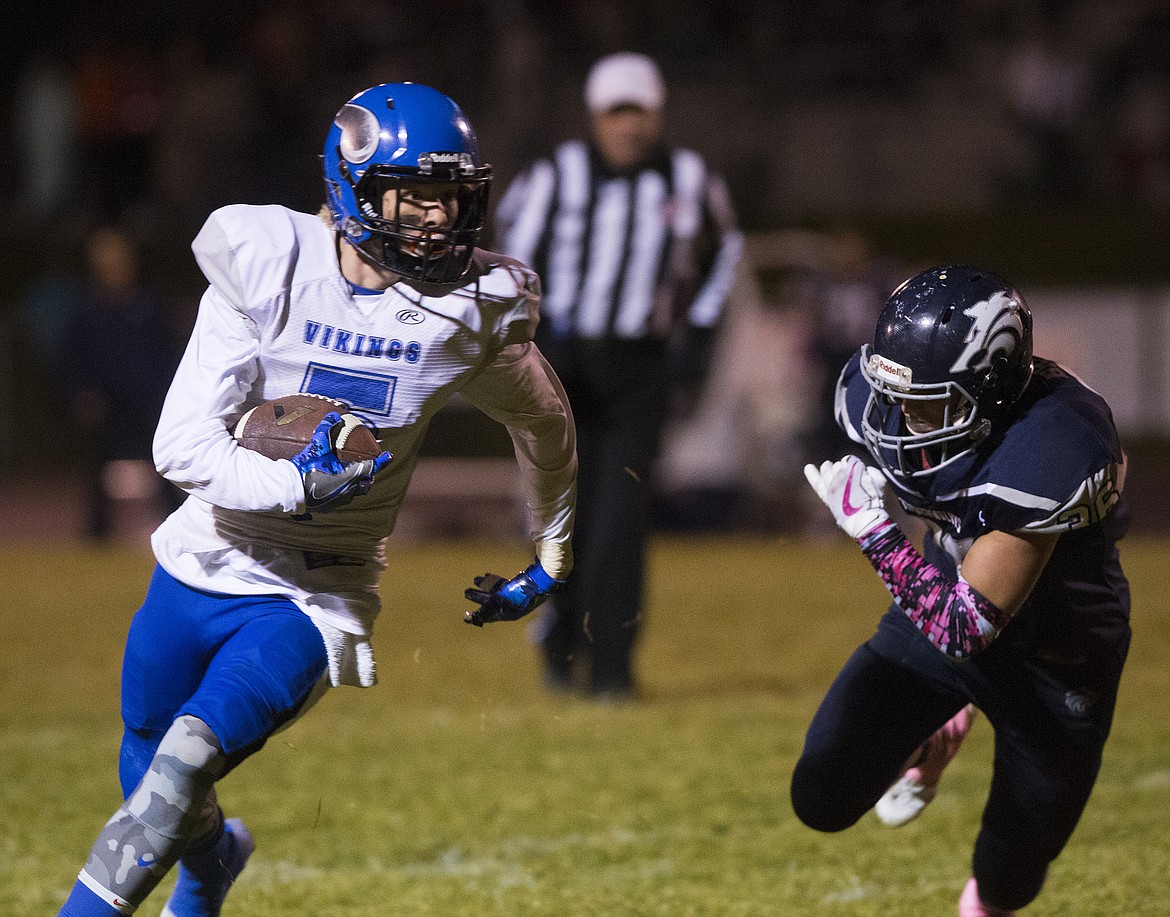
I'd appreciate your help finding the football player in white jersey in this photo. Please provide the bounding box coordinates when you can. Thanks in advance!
[58,83,576,917]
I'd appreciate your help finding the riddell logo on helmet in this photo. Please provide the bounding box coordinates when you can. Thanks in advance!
[869,354,913,385]
[418,152,474,174]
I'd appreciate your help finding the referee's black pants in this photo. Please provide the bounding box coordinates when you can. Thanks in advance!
[538,336,670,696]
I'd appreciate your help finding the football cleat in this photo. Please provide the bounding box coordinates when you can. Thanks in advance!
[161,817,254,917]
[875,704,976,827]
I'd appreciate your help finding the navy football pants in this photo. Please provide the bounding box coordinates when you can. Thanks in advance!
[118,566,328,796]
[791,608,1129,911]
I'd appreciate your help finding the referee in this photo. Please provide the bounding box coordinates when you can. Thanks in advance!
[496,52,742,700]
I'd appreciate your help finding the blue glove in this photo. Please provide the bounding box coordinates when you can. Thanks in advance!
[463,558,567,626]
[289,413,391,519]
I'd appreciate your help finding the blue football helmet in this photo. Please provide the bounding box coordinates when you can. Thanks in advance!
[860,265,1034,481]
[323,83,491,285]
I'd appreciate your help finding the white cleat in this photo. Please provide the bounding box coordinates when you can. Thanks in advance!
[875,768,938,826]
[875,704,977,827]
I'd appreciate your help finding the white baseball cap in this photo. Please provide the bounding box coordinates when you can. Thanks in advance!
[584,52,665,114]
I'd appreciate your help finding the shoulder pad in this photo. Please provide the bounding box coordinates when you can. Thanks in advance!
[192,205,334,310]
[959,363,1127,534]
[466,249,542,346]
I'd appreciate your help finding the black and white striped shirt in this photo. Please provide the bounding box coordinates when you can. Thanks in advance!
[496,141,742,342]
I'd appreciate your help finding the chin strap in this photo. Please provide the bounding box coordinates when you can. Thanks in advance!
[340,232,467,295]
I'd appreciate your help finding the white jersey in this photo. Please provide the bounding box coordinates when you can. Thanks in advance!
[151,204,576,664]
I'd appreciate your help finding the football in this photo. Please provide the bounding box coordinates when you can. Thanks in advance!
[232,394,382,462]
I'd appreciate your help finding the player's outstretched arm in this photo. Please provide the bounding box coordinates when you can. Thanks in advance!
[289,413,391,518]
[804,456,1047,658]
[463,558,567,626]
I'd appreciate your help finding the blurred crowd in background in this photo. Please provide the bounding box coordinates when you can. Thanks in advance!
[1,0,1169,538]
[3,0,1170,240]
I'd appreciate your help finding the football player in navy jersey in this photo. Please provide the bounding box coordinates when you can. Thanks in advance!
[57,83,576,917]
[792,266,1130,916]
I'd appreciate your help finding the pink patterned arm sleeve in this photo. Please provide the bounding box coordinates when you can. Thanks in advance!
[858,522,1011,657]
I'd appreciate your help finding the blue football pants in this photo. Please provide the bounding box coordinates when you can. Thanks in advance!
[118,565,328,796]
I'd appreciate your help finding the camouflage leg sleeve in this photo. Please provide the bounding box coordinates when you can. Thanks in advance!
[77,715,226,912]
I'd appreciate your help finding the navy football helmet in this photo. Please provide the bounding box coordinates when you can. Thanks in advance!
[860,265,1034,481]
[323,83,491,285]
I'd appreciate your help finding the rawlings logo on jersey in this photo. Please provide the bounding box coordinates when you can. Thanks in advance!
[950,292,1026,375]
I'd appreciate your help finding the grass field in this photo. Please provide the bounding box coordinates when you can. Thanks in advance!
[2,536,1167,916]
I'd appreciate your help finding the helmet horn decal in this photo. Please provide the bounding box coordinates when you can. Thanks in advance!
[950,292,1026,376]
[335,104,381,165]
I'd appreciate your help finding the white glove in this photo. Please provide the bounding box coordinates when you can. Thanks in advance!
[804,456,890,541]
